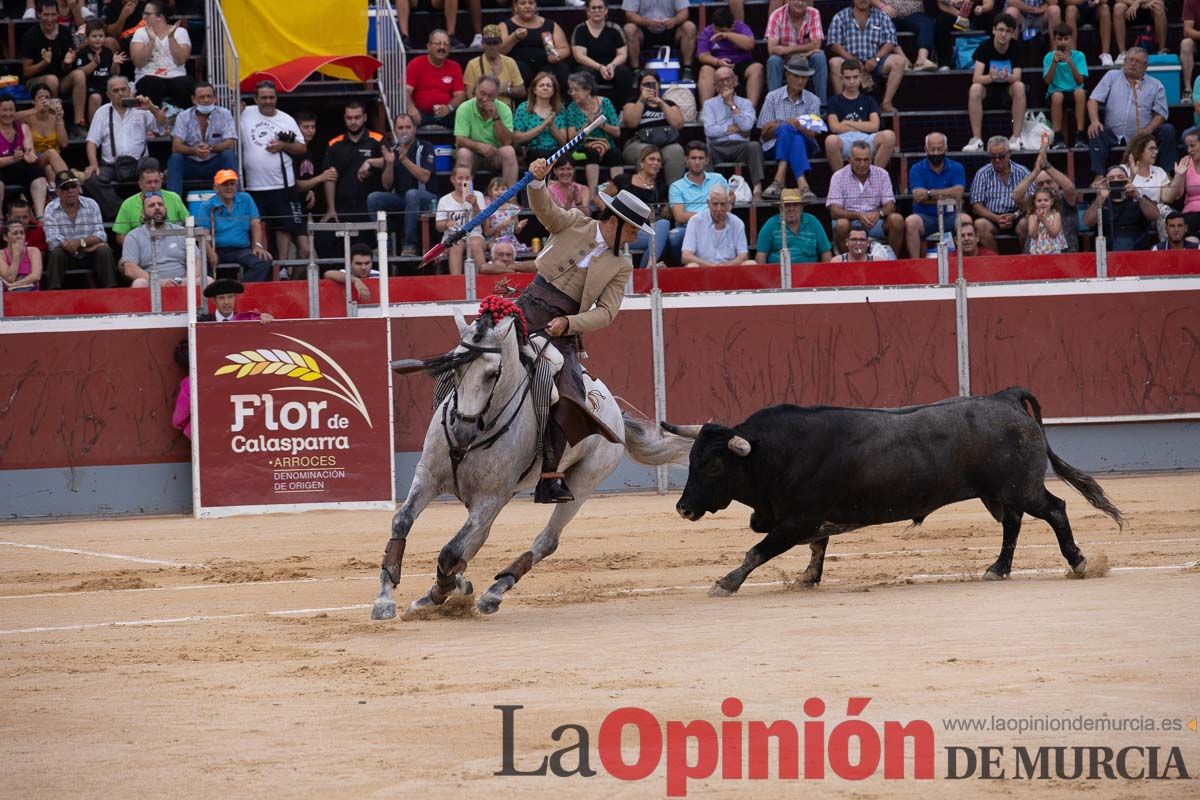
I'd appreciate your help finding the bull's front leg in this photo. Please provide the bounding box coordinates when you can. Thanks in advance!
[798,537,830,586]
[711,522,816,597]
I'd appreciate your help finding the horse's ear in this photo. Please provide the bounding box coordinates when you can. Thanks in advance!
[452,306,469,336]
[495,315,516,339]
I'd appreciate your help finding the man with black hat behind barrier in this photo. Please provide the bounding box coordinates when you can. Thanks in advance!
[197,277,274,322]
[517,156,653,503]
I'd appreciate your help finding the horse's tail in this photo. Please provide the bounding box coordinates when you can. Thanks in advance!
[1006,386,1126,530]
[621,413,693,466]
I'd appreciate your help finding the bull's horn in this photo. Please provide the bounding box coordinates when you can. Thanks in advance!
[452,306,469,336]
[727,436,752,457]
[661,422,702,439]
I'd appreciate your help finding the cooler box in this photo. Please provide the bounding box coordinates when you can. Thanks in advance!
[1147,54,1181,103]
[187,190,216,220]
[434,145,453,173]
[646,47,680,84]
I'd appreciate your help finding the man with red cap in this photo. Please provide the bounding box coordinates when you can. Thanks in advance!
[195,169,274,282]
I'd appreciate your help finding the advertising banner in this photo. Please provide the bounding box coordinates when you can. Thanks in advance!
[193,318,394,517]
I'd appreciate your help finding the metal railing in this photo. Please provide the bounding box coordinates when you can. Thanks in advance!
[206,0,243,177]
[373,0,406,123]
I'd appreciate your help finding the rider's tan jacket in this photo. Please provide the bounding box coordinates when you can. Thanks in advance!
[527,180,632,335]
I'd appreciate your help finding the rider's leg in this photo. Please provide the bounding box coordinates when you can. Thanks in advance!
[534,414,573,504]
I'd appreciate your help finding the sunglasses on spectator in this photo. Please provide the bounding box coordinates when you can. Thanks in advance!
[143,191,163,198]
[989,153,1009,161]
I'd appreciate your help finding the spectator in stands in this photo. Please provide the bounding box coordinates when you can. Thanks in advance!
[1124,130,1170,205]
[22,84,70,187]
[197,169,274,282]
[0,98,49,218]
[285,110,328,263]
[368,113,437,259]
[905,132,970,259]
[758,55,822,202]
[120,191,189,288]
[405,30,466,129]
[166,80,237,198]
[104,0,147,40]
[668,141,729,262]
[21,2,75,101]
[877,0,937,71]
[66,18,124,133]
[824,59,896,173]
[611,144,671,267]
[513,71,567,162]
[621,70,686,185]
[395,0,477,50]
[833,228,876,262]
[956,219,995,256]
[480,176,526,252]
[1162,131,1200,236]
[548,160,592,212]
[755,187,833,264]
[827,0,907,113]
[697,7,764,109]
[1184,0,1200,102]
[1012,146,1079,251]
[1087,48,1176,181]
[484,239,535,273]
[934,0,999,70]
[500,0,571,91]
[572,0,634,110]
[7,198,46,253]
[1060,0,1112,64]
[622,0,697,80]
[129,1,192,110]
[465,25,526,110]
[702,66,765,202]
[971,137,1031,251]
[455,76,518,186]
[0,219,42,292]
[1112,0,1166,57]
[112,157,187,247]
[436,163,488,275]
[827,140,904,254]
[1084,164,1158,250]
[43,170,116,289]
[557,71,622,203]
[1043,24,1088,151]
[320,100,385,254]
[1024,187,1069,254]
[964,16,1026,152]
[325,243,379,302]
[766,0,828,104]
[1152,212,1199,250]
[84,75,166,219]
[681,186,753,267]
[240,81,306,261]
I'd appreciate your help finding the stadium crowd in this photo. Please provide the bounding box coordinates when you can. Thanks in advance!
[0,0,1197,292]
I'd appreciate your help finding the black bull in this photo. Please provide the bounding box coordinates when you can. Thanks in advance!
[663,388,1125,596]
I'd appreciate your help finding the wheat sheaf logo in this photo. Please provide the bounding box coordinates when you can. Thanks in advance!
[213,333,373,428]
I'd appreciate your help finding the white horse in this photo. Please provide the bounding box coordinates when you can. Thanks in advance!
[372,302,691,619]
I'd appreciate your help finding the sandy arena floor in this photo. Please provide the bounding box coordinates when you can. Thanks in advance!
[1,472,1198,798]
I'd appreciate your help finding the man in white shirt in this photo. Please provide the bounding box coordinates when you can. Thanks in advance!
[83,75,167,218]
[240,80,308,259]
[681,186,755,267]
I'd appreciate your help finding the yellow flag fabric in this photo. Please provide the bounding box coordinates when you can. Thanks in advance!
[223,0,370,84]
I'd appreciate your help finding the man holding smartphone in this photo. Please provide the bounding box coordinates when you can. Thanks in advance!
[83,74,166,217]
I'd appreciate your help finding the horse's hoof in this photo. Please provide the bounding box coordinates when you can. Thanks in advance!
[983,568,1008,581]
[402,595,437,620]
[1071,557,1088,577]
[709,582,736,597]
[371,600,397,620]
[477,592,502,615]
[453,575,474,597]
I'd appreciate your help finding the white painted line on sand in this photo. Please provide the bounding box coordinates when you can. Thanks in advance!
[0,540,202,568]
[779,537,1199,562]
[0,572,434,602]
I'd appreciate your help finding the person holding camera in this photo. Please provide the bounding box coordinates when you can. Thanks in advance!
[240,81,306,262]
[1084,164,1159,251]
[83,75,166,219]
[621,71,685,186]
[1042,24,1088,150]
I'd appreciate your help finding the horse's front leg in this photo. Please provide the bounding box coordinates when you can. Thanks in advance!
[372,467,439,620]
[404,496,507,619]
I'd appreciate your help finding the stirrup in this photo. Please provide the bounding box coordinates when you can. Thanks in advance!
[534,474,573,504]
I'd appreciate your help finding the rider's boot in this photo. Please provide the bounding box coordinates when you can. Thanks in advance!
[533,419,573,503]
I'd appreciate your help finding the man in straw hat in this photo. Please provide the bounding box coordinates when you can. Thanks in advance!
[755,187,833,264]
[518,156,654,503]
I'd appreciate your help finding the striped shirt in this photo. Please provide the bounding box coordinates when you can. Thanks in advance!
[827,8,897,62]
[969,163,1031,215]
[765,6,823,47]
[757,85,821,152]
[44,197,106,250]
[826,164,895,213]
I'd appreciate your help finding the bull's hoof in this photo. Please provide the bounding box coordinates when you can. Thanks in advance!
[371,599,397,620]
[983,567,1009,581]
[477,591,503,615]
[709,581,737,597]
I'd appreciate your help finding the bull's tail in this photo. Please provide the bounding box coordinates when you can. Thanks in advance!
[621,413,693,467]
[1007,387,1126,529]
